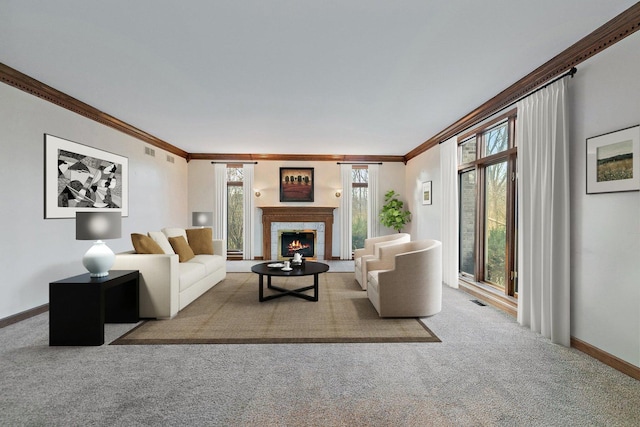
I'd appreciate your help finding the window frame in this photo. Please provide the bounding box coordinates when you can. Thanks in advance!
[457,109,518,305]
[351,165,369,255]
[226,165,244,256]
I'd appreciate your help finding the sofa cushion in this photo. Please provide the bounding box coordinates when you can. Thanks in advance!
[178,262,207,292]
[168,236,195,262]
[148,231,175,254]
[186,228,214,255]
[162,227,188,242]
[190,254,225,275]
[131,233,164,254]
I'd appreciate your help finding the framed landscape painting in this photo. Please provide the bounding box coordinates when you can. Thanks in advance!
[45,134,129,218]
[280,167,314,202]
[422,181,432,205]
[586,125,640,194]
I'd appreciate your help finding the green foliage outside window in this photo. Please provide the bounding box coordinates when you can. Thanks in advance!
[485,226,506,287]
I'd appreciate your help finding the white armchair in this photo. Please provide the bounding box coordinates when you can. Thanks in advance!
[366,239,442,317]
[354,233,410,290]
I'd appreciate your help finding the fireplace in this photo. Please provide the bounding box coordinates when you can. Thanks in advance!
[278,230,316,259]
[260,206,336,261]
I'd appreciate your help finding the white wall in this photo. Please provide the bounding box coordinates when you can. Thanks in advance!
[400,32,640,368]
[404,144,441,241]
[187,159,405,257]
[569,33,640,367]
[0,84,188,319]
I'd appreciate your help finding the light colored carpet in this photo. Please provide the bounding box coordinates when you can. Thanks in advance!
[2,274,640,425]
[113,272,438,344]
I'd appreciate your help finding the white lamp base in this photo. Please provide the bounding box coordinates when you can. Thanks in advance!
[82,240,115,278]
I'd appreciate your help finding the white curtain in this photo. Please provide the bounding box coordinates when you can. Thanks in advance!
[516,78,571,346]
[339,164,352,259]
[440,136,459,289]
[367,164,380,238]
[242,164,255,260]
[213,164,227,242]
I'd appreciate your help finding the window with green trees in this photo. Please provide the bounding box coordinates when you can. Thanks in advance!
[458,111,517,298]
[226,166,243,254]
[352,166,368,252]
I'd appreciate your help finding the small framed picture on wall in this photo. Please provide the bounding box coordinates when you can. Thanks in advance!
[422,181,432,205]
[586,125,640,194]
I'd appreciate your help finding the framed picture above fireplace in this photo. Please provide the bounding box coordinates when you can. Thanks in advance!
[280,167,314,202]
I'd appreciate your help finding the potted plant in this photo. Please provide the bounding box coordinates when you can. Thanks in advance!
[379,190,411,232]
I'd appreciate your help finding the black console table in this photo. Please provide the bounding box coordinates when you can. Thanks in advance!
[49,270,139,346]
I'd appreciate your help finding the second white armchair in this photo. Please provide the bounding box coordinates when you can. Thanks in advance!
[354,233,410,289]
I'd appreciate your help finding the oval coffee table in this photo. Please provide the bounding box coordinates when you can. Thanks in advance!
[251,261,329,302]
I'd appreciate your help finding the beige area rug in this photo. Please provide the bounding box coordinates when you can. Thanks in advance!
[112,272,440,344]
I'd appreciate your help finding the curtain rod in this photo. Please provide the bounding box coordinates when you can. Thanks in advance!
[336,162,383,165]
[211,161,258,164]
[505,66,577,111]
[439,67,577,144]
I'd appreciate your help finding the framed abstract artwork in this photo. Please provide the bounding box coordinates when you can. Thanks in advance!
[44,134,129,218]
[586,125,640,194]
[279,167,314,202]
[422,181,432,205]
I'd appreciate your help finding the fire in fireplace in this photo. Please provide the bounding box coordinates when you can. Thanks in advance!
[279,230,316,259]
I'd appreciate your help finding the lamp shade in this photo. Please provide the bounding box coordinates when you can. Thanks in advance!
[192,211,213,227]
[76,211,122,240]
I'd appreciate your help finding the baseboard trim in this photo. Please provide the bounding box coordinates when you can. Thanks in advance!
[0,304,49,329]
[571,337,640,381]
[458,280,517,317]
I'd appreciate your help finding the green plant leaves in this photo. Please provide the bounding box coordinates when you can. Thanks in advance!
[379,190,411,232]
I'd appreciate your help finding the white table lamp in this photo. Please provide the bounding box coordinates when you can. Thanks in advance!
[76,211,122,277]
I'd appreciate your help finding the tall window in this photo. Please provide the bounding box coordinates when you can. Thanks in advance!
[352,166,368,251]
[458,112,517,298]
[226,166,243,254]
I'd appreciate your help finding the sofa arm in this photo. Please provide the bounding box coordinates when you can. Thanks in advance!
[213,239,226,259]
[112,252,180,319]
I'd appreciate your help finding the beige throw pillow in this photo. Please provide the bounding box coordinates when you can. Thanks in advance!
[148,231,175,254]
[186,228,214,255]
[168,236,195,262]
[131,233,164,254]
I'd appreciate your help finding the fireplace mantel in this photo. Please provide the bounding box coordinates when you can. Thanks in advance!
[260,206,336,260]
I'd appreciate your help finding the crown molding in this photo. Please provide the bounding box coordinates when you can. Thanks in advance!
[188,153,406,163]
[0,62,189,159]
[405,2,640,162]
[3,3,639,163]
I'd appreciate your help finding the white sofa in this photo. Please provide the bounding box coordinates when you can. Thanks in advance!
[353,233,410,290]
[113,228,226,319]
[366,239,442,317]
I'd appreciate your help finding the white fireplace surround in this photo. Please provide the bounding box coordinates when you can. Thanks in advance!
[272,222,325,260]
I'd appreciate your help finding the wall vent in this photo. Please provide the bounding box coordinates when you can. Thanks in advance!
[471,299,487,306]
[166,155,175,163]
[144,146,155,157]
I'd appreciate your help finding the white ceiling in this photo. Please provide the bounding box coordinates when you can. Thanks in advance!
[1,1,637,156]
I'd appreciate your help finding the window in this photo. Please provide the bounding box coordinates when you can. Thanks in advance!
[351,166,368,252]
[226,166,243,254]
[458,111,517,300]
